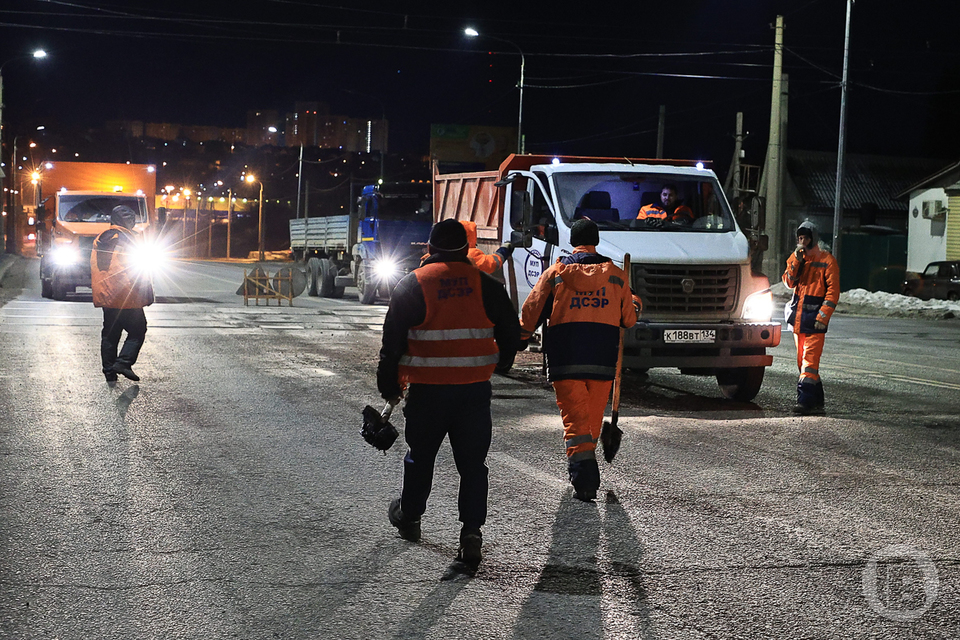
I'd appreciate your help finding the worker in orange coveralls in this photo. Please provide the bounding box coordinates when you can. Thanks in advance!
[782,220,840,415]
[519,219,638,501]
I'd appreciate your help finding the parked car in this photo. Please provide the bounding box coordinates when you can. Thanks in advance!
[902,261,960,300]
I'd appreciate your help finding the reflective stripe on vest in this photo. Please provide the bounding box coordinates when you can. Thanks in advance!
[398,261,498,385]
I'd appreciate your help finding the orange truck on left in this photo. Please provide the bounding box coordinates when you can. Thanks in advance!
[32,161,164,300]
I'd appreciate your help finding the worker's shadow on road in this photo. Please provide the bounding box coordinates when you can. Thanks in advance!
[511,496,604,639]
[114,385,140,419]
[510,491,653,639]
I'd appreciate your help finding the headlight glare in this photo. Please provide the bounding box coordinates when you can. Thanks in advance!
[743,289,774,321]
[372,259,399,280]
[130,242,168,273]
[51,245,81,267]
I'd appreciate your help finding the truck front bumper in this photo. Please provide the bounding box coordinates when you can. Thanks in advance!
[623,321,782,371]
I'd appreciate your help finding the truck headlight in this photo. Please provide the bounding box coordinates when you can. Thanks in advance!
[743,289,774,321]
[372,258,398,280]
[51,245,82,267]
[130,242,168,273]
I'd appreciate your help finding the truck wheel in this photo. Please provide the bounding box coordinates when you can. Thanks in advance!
[716,366,765,402]
[51,278,68,301]
[326,260,345,298]
[318,258,344,298]
[356,260,377,305]
[306,258,321,296]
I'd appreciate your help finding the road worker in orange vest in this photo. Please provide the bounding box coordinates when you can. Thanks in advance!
[782,220,840,414]
[519,219,639,501]
[378,218,520,574]
[90,205,155,384]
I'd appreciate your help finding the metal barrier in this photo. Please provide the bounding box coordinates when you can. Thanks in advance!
[242,269,294,306]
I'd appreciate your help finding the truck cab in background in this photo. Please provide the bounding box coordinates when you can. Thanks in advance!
[290,182,432,304]
[33,161,163,301]
[434,154,781,402]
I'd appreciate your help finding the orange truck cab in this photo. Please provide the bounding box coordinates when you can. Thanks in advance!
[33,161,164,300]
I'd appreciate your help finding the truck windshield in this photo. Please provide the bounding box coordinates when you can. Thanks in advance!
[552,173,735,233]
[58,195,147,223]
[378,194,432,221]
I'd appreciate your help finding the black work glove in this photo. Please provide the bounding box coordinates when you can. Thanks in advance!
[646,217,664,228]
[517,339,530,352]
[498,242,515,259]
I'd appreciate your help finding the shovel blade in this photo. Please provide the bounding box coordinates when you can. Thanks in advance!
[600,421,623,463]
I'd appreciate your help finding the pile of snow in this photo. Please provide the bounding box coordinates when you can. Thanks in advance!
[840,288,960,317]
[770,281,959,320]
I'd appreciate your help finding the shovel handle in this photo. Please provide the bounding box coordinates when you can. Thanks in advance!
[381,397,400,421]
[610,253,630,426]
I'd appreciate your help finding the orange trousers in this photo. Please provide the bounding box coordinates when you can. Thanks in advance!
[552,379,613,461]
[793,332,825,383]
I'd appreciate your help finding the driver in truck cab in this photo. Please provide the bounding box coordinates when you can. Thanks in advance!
[636,184,695,226]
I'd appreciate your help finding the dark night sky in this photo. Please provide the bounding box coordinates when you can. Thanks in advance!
[2,0,960,174]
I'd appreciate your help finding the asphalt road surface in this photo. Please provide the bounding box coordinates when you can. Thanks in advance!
[1,257,958,639]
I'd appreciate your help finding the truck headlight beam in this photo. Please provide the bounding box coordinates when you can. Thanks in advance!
[743,289,774,322]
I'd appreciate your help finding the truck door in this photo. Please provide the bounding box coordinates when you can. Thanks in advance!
[358,196,377,262]
[509,174,556,308]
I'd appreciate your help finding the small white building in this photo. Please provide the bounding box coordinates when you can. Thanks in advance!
[896,161,960,273]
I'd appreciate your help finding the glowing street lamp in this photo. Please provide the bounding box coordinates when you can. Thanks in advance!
[464,28,525,154]
[1,49,47,253]
[246,174,265,262]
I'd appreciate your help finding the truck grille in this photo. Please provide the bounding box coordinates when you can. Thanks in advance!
[632,264,739,313]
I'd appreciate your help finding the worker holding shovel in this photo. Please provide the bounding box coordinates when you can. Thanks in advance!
[519,219,639,501]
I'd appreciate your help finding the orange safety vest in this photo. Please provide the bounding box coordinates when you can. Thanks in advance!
[398,261,500,385]
[90,226,154,309]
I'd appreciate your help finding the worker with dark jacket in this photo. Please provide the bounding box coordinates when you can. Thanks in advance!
[91,205,155,383]
[519,219,638,501]
[782,220,840,414]
[378,218,520,573]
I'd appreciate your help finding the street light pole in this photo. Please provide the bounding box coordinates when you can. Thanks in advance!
[246,175,264,262]
[1,49,47,254]
[464,28,525,154]
[226,187,233,259]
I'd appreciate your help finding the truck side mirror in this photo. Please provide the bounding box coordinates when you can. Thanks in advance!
[157,207,167,227]
[510,230,532,249]
[509,190,532,231]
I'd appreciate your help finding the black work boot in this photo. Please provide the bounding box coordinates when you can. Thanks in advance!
[387,498,421,542]
[793,380,823,415]
[456,527,483,570]
[111,363,140,382]
[569,457,600,501]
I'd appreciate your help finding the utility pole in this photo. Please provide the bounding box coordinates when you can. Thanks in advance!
[761,15,785,278]
[295,144,303,219]
[226,188,233,259]
[832,0,854,264]
[656,105,666,159]
[724,112,746,200]
[304,180,310,219]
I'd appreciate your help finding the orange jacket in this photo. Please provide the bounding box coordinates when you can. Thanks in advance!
[460,221,505,274]
[90,226,154,309]
[636,203,694,223]
[397,260,500,385]
[521,247,637,380]
[782,245,839,333]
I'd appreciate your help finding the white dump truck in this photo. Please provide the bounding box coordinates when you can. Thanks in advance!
[433,154,781,401]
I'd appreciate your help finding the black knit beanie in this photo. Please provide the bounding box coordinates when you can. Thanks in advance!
[570,218,600,247]
[428,218,468,253]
